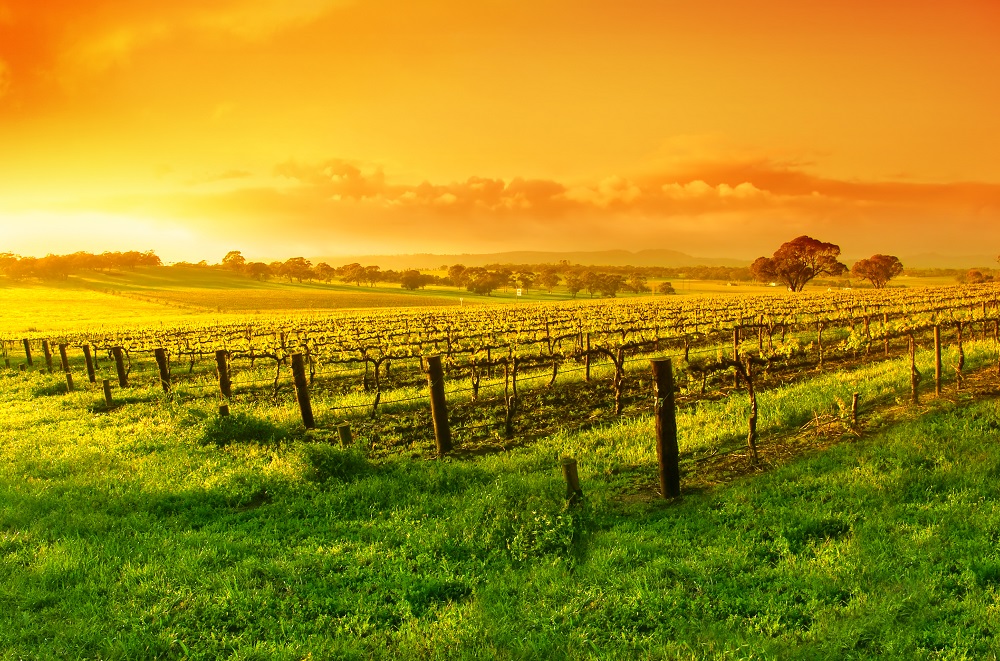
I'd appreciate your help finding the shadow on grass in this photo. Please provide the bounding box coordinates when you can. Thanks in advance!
[200,412,288,447]
[31,381,74,397]
[86,392,168,413]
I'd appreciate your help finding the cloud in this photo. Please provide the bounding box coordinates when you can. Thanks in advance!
[15,156,1000,260]
[0,1,351,100]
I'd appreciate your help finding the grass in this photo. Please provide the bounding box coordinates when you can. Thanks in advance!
[3,327,1000,658]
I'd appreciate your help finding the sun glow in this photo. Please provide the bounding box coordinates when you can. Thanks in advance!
[1,0,998,261]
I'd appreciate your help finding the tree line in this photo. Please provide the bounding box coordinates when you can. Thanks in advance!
[219,251,679,297]
[0,251,162,280]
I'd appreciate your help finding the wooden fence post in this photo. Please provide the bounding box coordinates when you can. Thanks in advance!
[82,345,96,383]
[425,355,452,455]
[934,325,942,397]
[58,343,70,373]
[154,348,171,393]
[291,353,315,429]
[111,347,128,387]
[851,392,859,424]
[651,358,680,498]
[733,326,740,387]
[102,379,113,407]
[584,333,591,382]
[65,373,74,393]
[817,322,824,370]
[909,334,920,405]
[561,456,583,503]
[219,404,230,417]
[337,423,353,447]
[42,340,53,373]
[215,350,231,399]
[22,339,32,366]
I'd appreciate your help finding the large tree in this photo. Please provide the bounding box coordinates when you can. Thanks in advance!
[221,250,245,271]
[851,254,903,289]
[279,257,313,283]
[750,235,847,292]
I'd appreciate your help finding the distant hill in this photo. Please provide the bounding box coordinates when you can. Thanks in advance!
[894,254,999,269]
[311,249,747,270]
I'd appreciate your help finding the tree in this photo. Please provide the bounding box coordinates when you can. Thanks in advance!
[314,262,336,283]
[515,271,534,294]
[447,264,467,288]
[564,272,583,298]
[966,269,986,284]
[400,269,425,290]
[245,262,272,281]
[582,270,599,297]
[465,268,501,295]
[657,281,676,295]
[280,257,313,283]
[538,268,560,293]
[596,273,623,297]
[222,250,245,271]
[851,254,903,289]
[626,272,648,294]
[339,263,364,286]
[363,265,381,287]
[750,236,847,292]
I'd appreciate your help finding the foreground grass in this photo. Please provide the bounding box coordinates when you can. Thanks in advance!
[2,360,1000,658]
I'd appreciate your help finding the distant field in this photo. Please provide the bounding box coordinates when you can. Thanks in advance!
[0,267,467,334]
[0,265,963,335]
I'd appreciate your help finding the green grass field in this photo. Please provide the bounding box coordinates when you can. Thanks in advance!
[2,270,998,658]
[2,319,1000,658]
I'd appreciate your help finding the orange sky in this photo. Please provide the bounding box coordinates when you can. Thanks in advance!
[2,0,999,263]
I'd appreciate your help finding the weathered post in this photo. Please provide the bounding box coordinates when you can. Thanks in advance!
[58,343,70,373]
[733,326,740,387]
[934,325,942,397]
[851,392,859,424]
[909,334,920,405]
[219,404,230,417]
[22,339,32,366]
[291,352,315,429]
[111,347,128,387]
[651,358,680,498]
[65,373,74,393]
[584,333,591,382]
[561,456,583,503]
[883,313,890,356]
[817,322,824,370]
[154,348,171,393]
[337,422,353,447]
[42,340,53,373]
[82,345,96,383]
[425,355,452,455]
[215,350,231,399]
[102,379,113,407]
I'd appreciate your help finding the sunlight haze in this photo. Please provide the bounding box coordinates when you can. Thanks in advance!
[2,0,998,262]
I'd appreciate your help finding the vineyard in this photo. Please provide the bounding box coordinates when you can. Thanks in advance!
[7,283,1000,658]
[5,283,1000,483]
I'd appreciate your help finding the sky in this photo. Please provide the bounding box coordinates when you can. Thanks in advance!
[1,0,999,264]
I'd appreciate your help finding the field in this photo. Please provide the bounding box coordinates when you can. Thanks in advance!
[0,266,956,335]
[2,275,1000,659]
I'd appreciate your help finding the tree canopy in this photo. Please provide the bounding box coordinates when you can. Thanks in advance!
[851,254,904,289]
[750,236,847,291]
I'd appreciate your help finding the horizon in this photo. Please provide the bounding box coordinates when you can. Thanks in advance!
[2,1,998,261]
